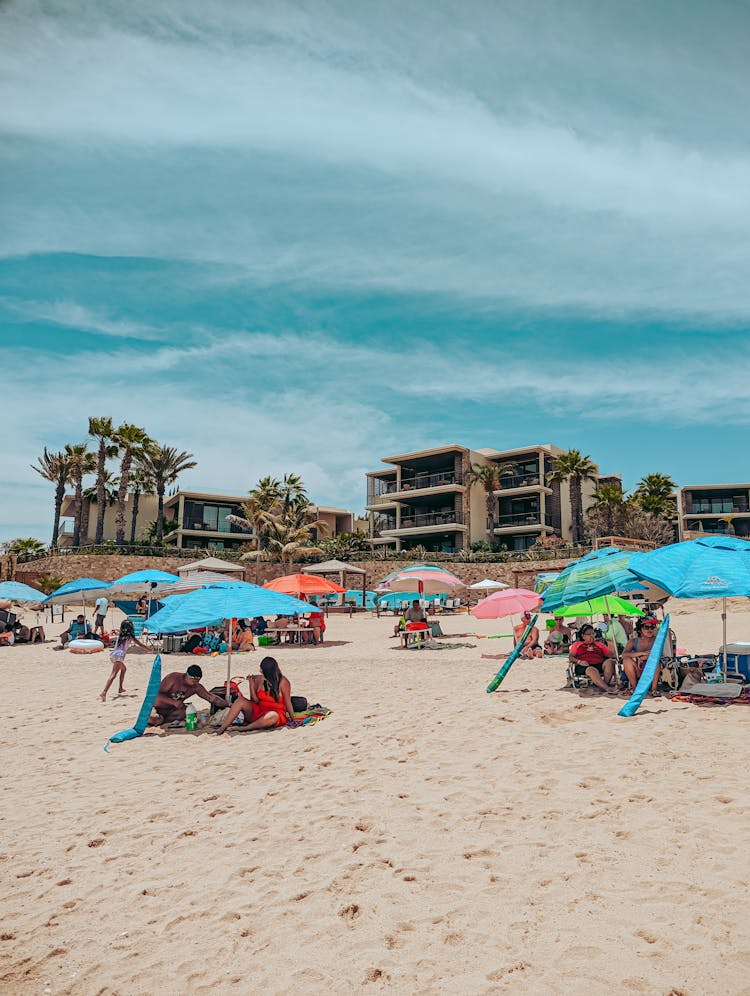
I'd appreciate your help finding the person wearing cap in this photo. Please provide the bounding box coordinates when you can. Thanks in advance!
[147,665,227,726]
[622,616,673,697]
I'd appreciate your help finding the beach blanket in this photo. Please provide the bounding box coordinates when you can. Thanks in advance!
[670,688,750,706]
[104,655,162,752]
[427,641,477,650]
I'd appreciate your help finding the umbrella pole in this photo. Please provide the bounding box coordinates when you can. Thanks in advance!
[721,597,727,679]
[226,617,235,704]
[604,595,622,682]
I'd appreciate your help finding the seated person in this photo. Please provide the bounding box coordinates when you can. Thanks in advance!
[250,616,268,636]
[231,620,255,652]
[544,616,572,654]
[214,656,297,735]
[395,600,427,638]
[599,613,627,657]
[134,594,149,616]
[514,611,542,659]
[0,623,15,646]
[147,664,226,726]
[569,624,616,693]
[306,610,325,644]
[622,616,673,697]
[55,614,93,649]
[617,614,634,639]
[266,615,291,643]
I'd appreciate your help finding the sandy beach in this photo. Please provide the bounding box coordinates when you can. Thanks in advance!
[2,603,750,994]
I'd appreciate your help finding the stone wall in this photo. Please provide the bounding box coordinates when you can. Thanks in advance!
[15,554,575,595]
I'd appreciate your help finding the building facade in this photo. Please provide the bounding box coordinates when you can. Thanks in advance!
[366,443,613,553]
[676,484,750,540]
[58,493,159,547]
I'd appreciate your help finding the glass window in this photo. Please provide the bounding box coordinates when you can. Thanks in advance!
[203,505,219,530]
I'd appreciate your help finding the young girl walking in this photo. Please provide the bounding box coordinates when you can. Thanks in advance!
[99,620,151,701]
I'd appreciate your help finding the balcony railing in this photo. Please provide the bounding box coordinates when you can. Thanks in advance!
[181,520,253,535]
[496,473,543,490]
[396,471,463,492]
[494,512,554,528]
[686,501,749,515]
[398,510,464,528]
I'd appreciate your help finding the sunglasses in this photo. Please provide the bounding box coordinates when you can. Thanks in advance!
[642,624,656,630]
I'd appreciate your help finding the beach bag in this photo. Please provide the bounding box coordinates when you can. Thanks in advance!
[180,633,202,653]
[291,695,308,712]
[209,679,243,715]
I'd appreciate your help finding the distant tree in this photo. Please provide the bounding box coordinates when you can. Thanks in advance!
[31,447,73,550]
[112,424,152,545]
[633,473,677,516]
[466,461,515,546]
[3,537,46,561]
[585,484,630,539]
[318,531,369,560]
[88,416,117,544]
[621,508,675,546]
[547,450,598,545]
[136,444,197,541]
[34,573,65,595]
[64,442,97,546]
[127,466,155,543]
[81,471,119,542]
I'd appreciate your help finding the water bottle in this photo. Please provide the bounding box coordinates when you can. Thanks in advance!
[185,703,198,731]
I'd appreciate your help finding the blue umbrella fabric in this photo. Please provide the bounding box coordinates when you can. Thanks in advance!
[108,569,181,595]
[0,580,45,602]
[629,535,750,598]
[540,547,645,613]
[618,615,671,718]
[44,577,112,605]
[146,582,314,634]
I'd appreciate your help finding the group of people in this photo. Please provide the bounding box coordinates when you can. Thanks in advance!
[568,616,670,696]
[0,619,45,645]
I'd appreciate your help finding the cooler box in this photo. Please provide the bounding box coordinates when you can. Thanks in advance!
[723,643,750,680]
[258,634,275,646]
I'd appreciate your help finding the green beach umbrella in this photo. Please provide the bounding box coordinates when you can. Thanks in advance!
[555,595,644,617]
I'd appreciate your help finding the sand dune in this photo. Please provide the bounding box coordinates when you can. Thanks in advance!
[1,603,749,993]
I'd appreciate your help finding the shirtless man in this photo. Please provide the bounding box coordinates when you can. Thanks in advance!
[514,611,542,658]
[147,664,227,726]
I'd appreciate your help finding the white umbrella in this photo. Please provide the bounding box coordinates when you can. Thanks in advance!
[468,578,510,591]
[160,571,239,595]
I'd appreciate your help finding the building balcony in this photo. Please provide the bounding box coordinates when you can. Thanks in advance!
[493,474,552,496]
[682,504,750,516]
[493,512,554,533]
[392,472,464,496]
[178,524,253,538]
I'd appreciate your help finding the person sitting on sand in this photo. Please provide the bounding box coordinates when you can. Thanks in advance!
[250,616,268,636]
[569,624,616,693]
[515,611,542,659]
[621,616,672,697]
[99,619,152,701]
[0,623,15,646]
[55,614,92,649]
[147,664,227,726]
[543,616,571,655]
[214,656,297,735]
[230,619,256,652]
[135,594,149,616]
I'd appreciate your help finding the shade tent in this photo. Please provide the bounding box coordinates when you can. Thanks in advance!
[0,581,45,603]
[145,582,318,703]
[43,577,111,605]
[302,559,366,606]
[177,557,244,576]
[469,578,510,591]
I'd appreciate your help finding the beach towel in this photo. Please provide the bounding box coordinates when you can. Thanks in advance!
[104,655,162,752]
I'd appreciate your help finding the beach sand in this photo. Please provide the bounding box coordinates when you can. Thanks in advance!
[2,603,750,994]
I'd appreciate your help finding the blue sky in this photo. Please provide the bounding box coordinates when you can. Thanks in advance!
[1,1,748,543]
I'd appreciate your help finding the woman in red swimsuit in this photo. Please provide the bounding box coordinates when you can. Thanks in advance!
[215,656,296,735]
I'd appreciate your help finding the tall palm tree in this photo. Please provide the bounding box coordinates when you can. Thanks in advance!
[633,473,677,516]
[127,465,155,543]
[81,471,119,543]
[229,475,284,551]
[65,443,97,546]
[547,449,598,545]
[278,472,307,515]
[589,483,629,537]
[113,423,152,545]
[466,461,515,546]
[31,448,72,550]
[88,416,116,544]
[136,444,197,541]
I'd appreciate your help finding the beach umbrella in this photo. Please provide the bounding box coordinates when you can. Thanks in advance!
[630,535,750,677]
[146,582,318,703]
[469,578,510,592]
[160,571,239,594]
[43,577,111,606]
[554,595,644,618]
[263,574,346,597]
[471,588,542,619]
[540,547,648,613]
[0,581,45,603]
[376,569,465,598]
[108,569,181,596]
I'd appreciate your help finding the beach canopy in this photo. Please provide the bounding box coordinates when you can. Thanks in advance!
[554,595,644,618]
[469,578,510,591]
[44,577,111,605]
[264,574,346,597]
[0,580,45,603]
[146,582,314,634]
[160,571,238,594]
[302,559,365,575]
[377,565,464,596]
[471,588,542,619]
[178,556,244,576]
[108,569,181,596]
[540,547,647,612]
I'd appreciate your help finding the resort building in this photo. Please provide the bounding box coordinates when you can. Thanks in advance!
[365,443,614,553]
[676,484,750,540]
[57,492,159,548]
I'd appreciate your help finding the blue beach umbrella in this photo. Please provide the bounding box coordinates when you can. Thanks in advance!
[540,547,646,613]
[44,577,111,606]
[108,569,181,594]
[0,580,45,602]
[146,582,318,702]
[630,535,750,675]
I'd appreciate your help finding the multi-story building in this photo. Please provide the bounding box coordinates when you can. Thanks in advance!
[676,484,750,540]
[57,492,159,547]
[162,491,253,551]
[366,443,613,553]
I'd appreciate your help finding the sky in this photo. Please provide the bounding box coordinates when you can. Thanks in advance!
[1,0,749,544]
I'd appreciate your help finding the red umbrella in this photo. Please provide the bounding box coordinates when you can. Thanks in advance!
[263,574,346,597]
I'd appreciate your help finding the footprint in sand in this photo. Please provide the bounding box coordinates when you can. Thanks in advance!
[339,904,361,923]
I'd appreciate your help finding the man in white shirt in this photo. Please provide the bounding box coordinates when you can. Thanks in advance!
[94,595,109,637]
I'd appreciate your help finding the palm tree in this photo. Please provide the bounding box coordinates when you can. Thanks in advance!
[64,443,97,546]
[127,465,155,543]
[81,471,119,543]
[261,519,323,573]
[547,449,598,545]
[88,416,116,544]
[466,461,515,546]
[4,537,46,560]
[278,473,307,515]
[588,483,629,537]
[31,447,72,550]
[229,476,284,552]
[112,423,152,545]
[136,444,197,541]
[633,473,677,516]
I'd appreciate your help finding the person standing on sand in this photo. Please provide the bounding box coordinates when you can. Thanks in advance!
[99,619,151,701]
[147,664,226,726]
[93,594,109,637]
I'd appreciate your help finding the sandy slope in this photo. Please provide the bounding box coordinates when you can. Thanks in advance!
[1,604,749,994]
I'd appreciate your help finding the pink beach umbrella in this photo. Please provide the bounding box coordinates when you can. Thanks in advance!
[471,588,542,620]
